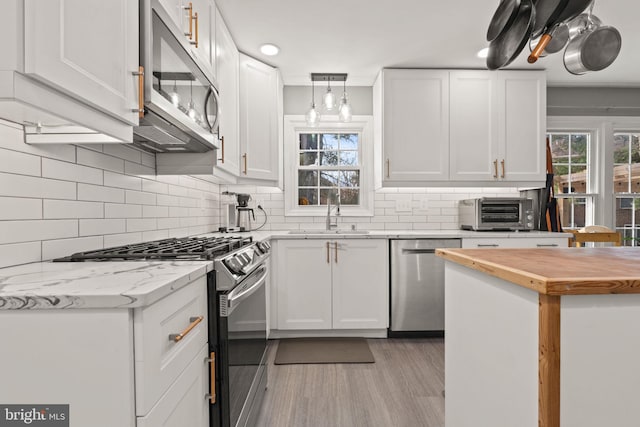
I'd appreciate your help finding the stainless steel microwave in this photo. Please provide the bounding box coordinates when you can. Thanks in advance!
[136,0,220,153]
[458,198,534,231]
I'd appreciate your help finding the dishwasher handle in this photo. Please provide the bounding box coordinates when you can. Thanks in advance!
[401,248,436,254]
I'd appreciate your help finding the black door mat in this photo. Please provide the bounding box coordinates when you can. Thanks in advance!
[273,337,375,365]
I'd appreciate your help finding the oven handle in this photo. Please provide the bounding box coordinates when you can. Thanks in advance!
[224,266,267,316]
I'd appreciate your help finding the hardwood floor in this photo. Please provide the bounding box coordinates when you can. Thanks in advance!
[255,338,445,427]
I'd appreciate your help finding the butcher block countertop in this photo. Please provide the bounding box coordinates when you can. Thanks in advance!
[436,247,640,296]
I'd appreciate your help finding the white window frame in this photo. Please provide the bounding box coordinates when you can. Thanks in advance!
[283,115,374,217]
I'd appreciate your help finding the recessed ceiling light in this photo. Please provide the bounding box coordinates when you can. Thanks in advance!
[477,47,489,59]
[260,43,280,56]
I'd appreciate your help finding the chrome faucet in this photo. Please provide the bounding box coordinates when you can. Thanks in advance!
[326,192,341,231]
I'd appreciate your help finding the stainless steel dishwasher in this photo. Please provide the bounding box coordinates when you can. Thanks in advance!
[389,239,461,336]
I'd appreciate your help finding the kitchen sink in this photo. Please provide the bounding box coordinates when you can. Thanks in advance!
[287,230,370,235]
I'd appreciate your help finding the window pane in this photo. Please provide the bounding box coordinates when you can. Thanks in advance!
[570,134,588,163]
[299,152,318,166]
[340,189,359,205]
[298,170,318,186]
[340,134,358,150]
[300,134,318,150]
[558,197,586,229]
[319,189,339,205]
[340,171,359,187]
[320,134,339,149]
[320,171,339,186]
[339,151,358,166]
[615,197,640,246]
[319,151,339,166]
[551,134,569,160]
[613,134,629,163]
[298,189,318,206]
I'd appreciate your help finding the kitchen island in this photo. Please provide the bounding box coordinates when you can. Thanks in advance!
[436,247,640,427]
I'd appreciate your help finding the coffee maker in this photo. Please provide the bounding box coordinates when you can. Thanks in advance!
[235,193,254,232]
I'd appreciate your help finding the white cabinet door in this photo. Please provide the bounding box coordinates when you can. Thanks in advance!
[158,0,186,31]
[24,0,139,125]
[276,240,332,330]
[332,239,388,329]
[463,236,569,248]
[190,0,215,76]
[498,71,546,182]
[214,11,240,177]
[449,71,498,181]
[382,69,449,183]
[239,53,279,181]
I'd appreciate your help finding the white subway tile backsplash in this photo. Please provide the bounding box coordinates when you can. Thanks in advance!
[103,144,142,163]
[104,171,142,191]
[0,197,42,220]
[78,183,125,203]
[0,122,76,162]
[157,194,181,206]
[125,160,155,176]
[103,232,143,248]
[126,218,157,232]
[105,203,142,218]
[79,219,126,236]
[169,206,190,217]
[125,190,156,206]
[142,179,168,195]
[77,147,125,173]
[157,217,181,229]
[0,219,78,244]
[44,200,103,219]
[142,229,169,241]
[143,205,169,218]
[42,158,103,185]
[0,242,42,268]
[140,151,155,168]
[42,236,104,261]
[0,148,41,176]
[168,184,189,197]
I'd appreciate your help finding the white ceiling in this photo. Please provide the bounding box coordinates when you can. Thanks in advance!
[215,0,639,87]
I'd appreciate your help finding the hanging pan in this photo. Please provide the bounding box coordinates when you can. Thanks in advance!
[563,17,621,74]
[487,0,536,70]
[528,0,592,63]
[528,22,570,57]
[487,0,521,42]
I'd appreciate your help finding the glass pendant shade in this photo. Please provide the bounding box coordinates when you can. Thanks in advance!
[338,94,352,122]
[305,103,320,126]
[169,81,181,107]
[323,86,336,111]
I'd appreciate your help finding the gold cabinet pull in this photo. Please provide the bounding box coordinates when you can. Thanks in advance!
[493,159,498,178]
[242,153,248,175]
[131,66,144,118]
[326,241,330,264]
[208,352,216,403]
[219,136,225,164]
[184,2,193,39]
[334,242,338,263]
[169,316,203,342]
[386,159,390,178]
[501,159,505,178]
[193,12,199,47]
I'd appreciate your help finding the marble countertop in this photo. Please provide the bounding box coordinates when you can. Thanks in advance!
[0,261,212,310]
[257,230,571,240]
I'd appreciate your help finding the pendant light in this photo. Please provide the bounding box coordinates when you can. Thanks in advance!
[322,78,336,112]
[169,80,181,107]
[338,79,352,123]
[305,77,320,126]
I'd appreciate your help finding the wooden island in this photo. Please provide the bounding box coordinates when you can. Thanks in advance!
[437,247,640,427]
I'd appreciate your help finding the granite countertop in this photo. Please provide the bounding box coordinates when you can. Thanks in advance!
[0,261,212,310]
[437,247,640,295]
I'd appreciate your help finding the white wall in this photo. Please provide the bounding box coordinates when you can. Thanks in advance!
[0,119,220,268]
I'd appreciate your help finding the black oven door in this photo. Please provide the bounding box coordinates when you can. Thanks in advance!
[218,264,268,427]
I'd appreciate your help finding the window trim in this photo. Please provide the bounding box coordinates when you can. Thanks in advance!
[283,115,374,217]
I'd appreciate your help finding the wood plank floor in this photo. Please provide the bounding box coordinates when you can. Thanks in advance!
[255,338,445,427]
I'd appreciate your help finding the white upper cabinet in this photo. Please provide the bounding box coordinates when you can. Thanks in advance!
[381,69,450,183]
[450,70,546,183]
[214,10,240,178]
[377,69,546,187]
[23,0,139,126]
[239,53,280,182]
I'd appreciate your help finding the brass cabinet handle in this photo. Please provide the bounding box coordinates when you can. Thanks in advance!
[193,12,199,47]
[334,242,338,263]
[326,242,330,264]
[501,159,505,178]
[168,316,203,342]
[207,352,216,403]
[386,159,390,178]
[493,159,498,178]
[184,2,193,39]
[219,136,225,164]
[131,66,144,118]
[242,153,248,175]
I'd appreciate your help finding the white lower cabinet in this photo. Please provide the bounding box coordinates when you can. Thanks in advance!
[462,236,569,248]
[0,276,209,427]
[274,239,388,333]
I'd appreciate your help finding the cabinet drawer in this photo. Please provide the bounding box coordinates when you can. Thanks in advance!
[134,276,208,415]
[137,343,210,427]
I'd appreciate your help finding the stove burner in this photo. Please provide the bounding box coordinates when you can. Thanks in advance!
[54,236,253,262]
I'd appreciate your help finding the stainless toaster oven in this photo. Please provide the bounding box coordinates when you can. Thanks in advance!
[458,197,534,231]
